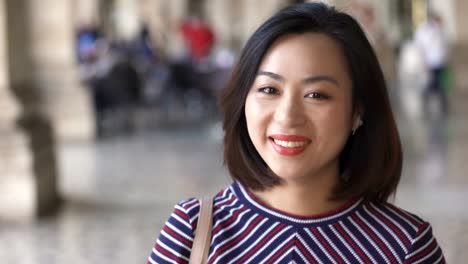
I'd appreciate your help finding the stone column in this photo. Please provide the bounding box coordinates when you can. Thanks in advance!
[163,0,189,58]
[426,0,468,96]
[204,0,243,52]
[111,0,188,58]
[240,0,289,45]
[454,0,468,44]
[431,0,457,41]
[73,0,100,26]
[26,0,95,142]
[0,0,33,222]
[111,0,140,41]
[452,0,468,96]
[0,0,59,222]
[138,0,170,53]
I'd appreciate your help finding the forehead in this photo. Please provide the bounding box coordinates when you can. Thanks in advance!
[258,33,351,83]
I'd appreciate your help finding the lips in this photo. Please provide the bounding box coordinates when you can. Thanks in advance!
[269,134,311,156]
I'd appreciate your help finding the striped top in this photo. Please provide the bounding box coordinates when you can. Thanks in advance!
[148,182,444,264]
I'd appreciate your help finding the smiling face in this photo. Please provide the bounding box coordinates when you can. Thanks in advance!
[245,32,357,184]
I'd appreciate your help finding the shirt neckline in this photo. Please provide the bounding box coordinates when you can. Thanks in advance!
[232,182,363,227]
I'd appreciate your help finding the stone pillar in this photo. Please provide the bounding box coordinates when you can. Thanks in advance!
[240,0,289,45]
[111,0,140,41]
[163,0,189,58]
[0,0,59,222]
[452,0,468,96]
[431,0,457,41]
[73,0,100,26]
[26,0,94,142]
[426,0,468,96]
[454,0,468,44]
[138,0,169,52]
[0,0,33,222]
[204,0,243,52]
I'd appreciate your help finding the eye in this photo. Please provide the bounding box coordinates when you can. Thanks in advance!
[305,92,329,100]
[258,87,279,95]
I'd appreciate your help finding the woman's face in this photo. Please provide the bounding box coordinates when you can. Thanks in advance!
[245,32,356,183]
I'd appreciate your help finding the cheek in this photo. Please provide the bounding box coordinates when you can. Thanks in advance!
[314,106,353,142]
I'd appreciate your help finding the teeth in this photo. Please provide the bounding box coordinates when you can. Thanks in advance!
[273,139,308,148]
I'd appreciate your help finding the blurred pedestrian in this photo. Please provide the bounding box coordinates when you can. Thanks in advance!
[180,15,215,66]
[132,24,160,73]
[76,22,101,64]
[415,11,450,116]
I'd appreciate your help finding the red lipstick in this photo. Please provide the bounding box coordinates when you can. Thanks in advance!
[270,134,310,141]
[269,134,310,156]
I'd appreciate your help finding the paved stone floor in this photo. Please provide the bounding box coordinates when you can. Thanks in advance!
[1,102,467,263]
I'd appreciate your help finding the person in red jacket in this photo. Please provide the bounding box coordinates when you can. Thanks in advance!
[180,16,215,63]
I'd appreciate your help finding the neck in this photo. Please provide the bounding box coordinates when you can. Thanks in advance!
[252,169,348,216]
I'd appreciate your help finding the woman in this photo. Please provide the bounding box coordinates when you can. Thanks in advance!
[148,3,444,263]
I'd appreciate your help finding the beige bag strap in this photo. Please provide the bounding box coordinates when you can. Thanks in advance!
[189,196,213,264]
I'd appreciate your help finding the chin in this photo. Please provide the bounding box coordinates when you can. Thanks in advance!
[270,168,307,181]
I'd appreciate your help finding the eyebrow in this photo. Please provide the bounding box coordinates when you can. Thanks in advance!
[257,70,340,87]
[257,70,284,81]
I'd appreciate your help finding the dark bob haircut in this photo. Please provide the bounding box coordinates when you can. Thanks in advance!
[220,2,402,203]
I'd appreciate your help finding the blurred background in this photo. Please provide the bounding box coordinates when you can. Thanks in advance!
[0,0,467,263]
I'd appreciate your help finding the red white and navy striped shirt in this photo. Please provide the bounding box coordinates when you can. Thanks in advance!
[148,182,444,263]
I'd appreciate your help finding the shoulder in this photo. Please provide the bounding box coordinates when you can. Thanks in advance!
[147,199,201,263]
[174,198,202,224]
[211,184,248,220]
[366,202,428,234]
[174,185,239,226]
[362,202,444,263]
[415,23,430,42]
[147,185,238,264]
[164,184,242,238]
[360,201,434,240]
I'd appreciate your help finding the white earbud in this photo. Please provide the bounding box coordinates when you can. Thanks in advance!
[352,117,363,135]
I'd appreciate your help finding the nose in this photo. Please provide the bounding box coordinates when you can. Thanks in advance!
[273,92,306,126]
